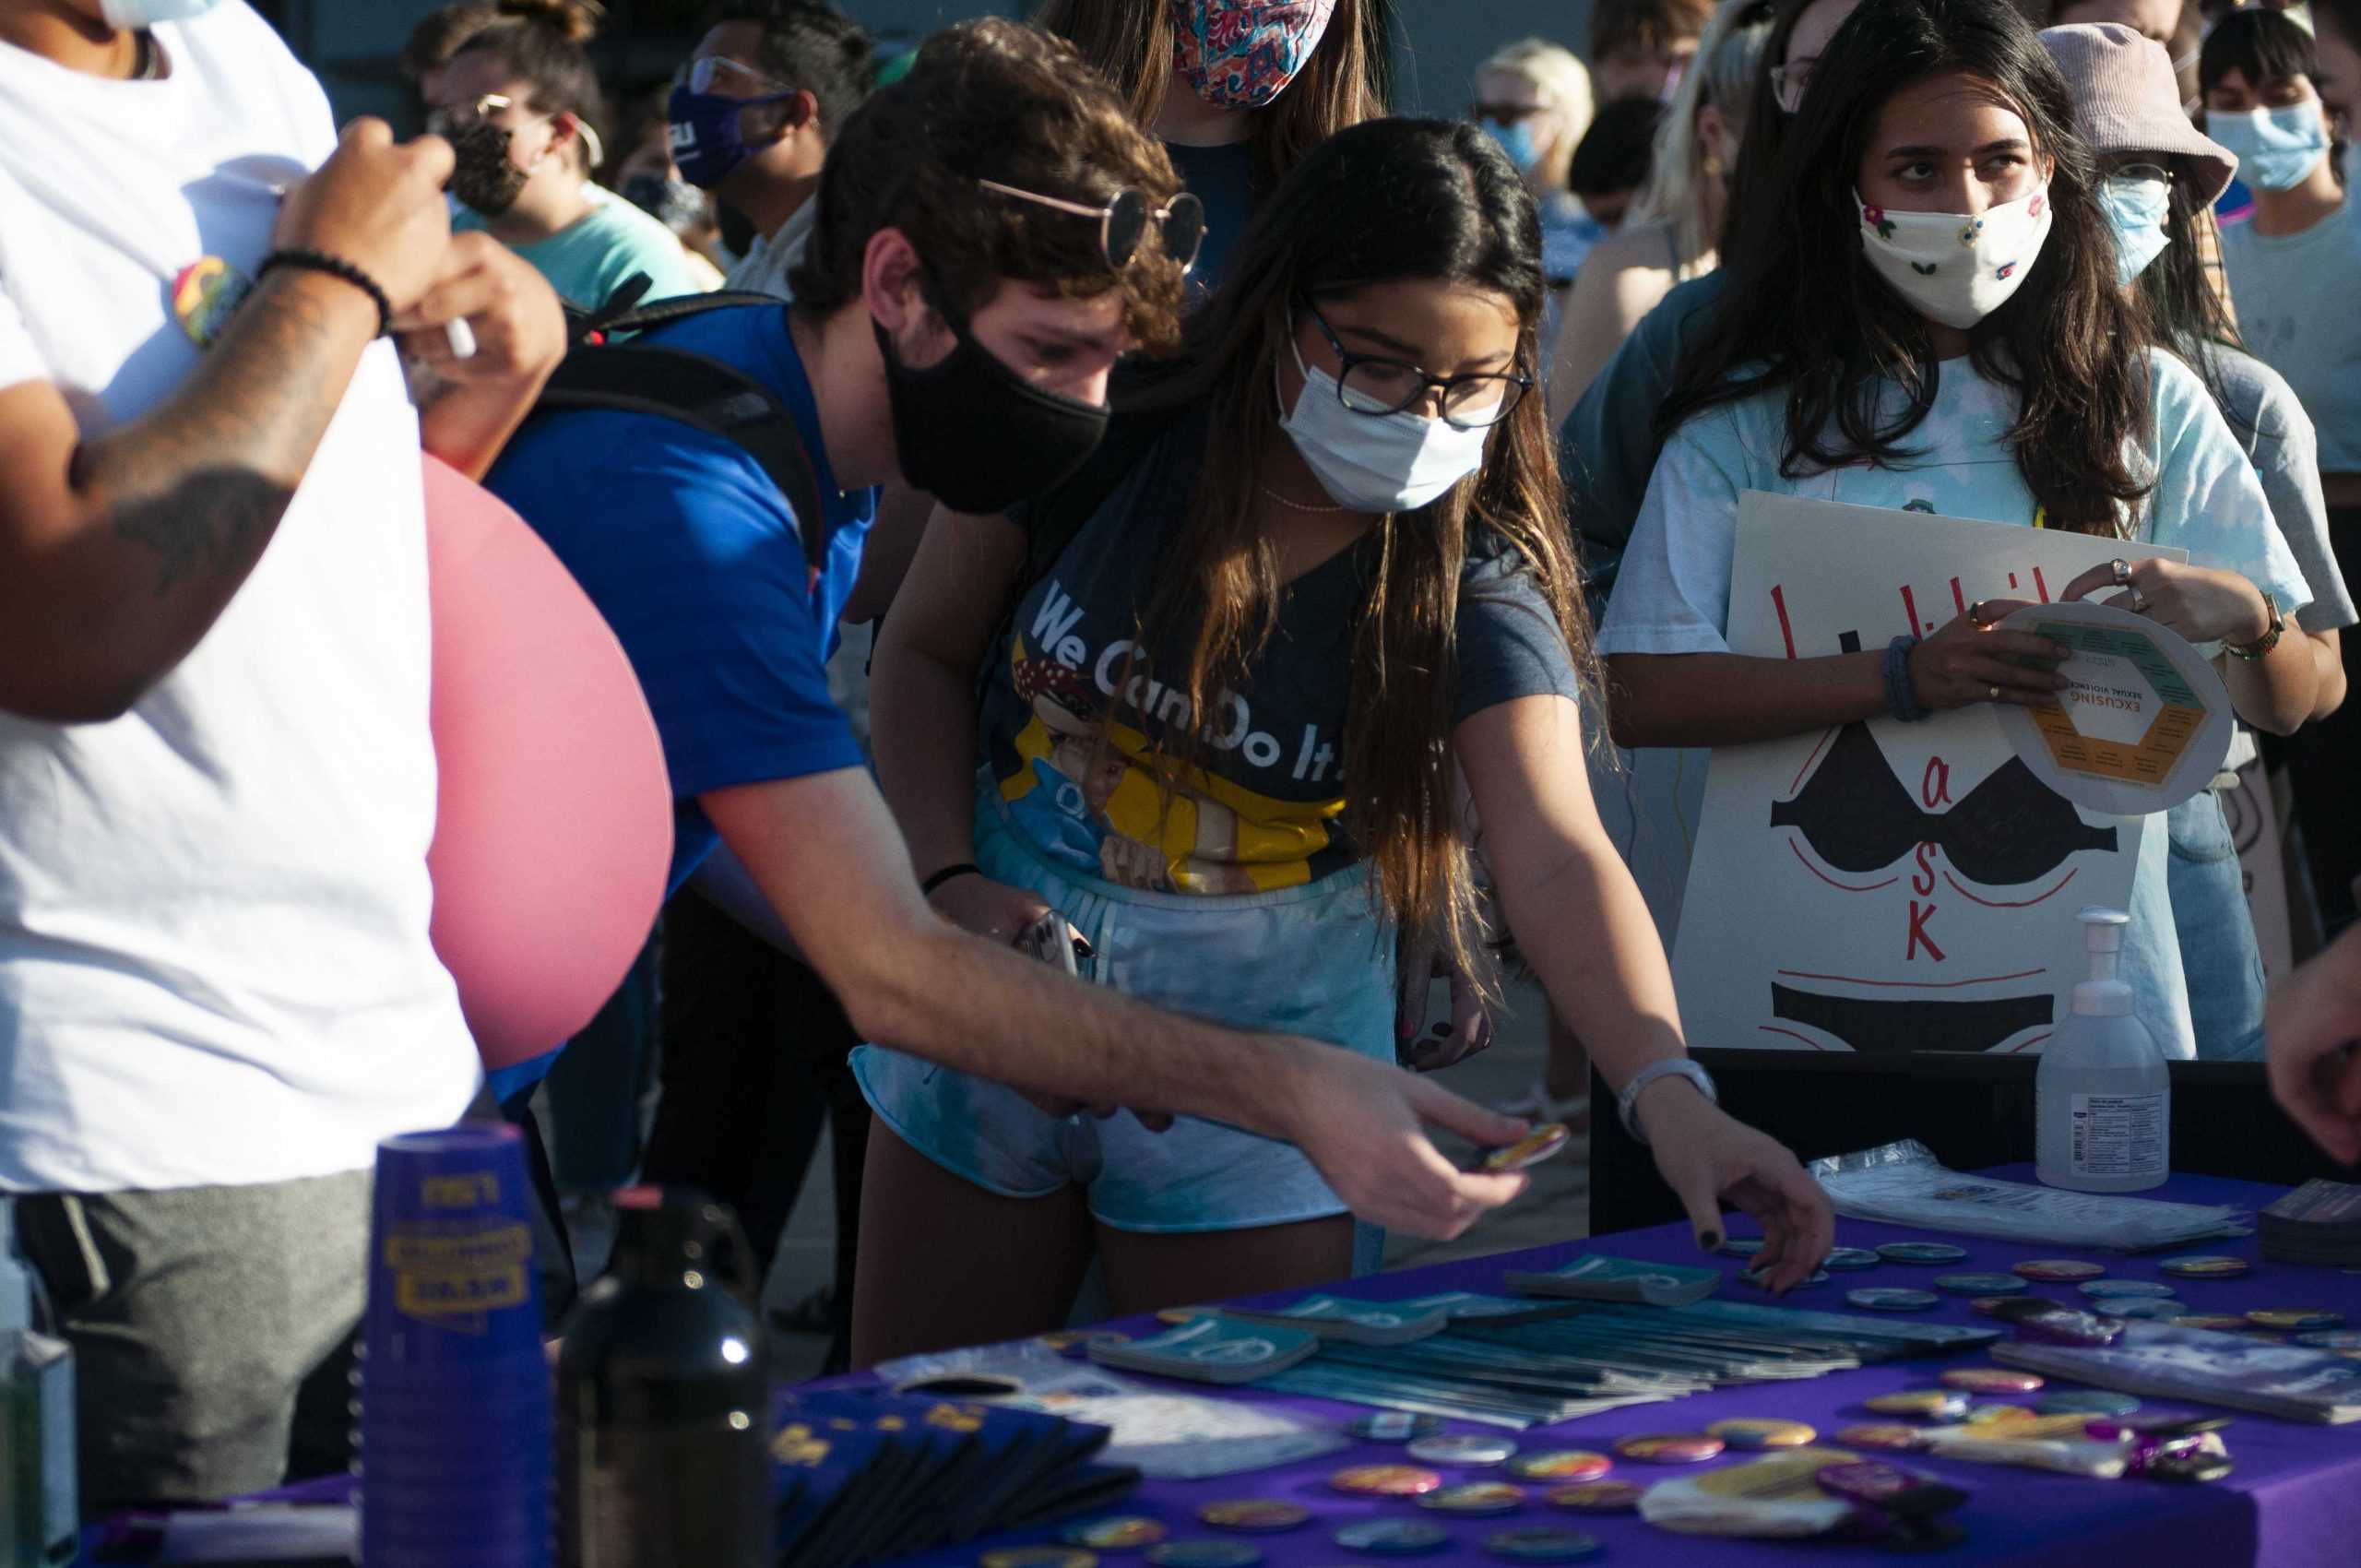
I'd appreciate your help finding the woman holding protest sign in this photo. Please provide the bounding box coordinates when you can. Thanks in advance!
[1597,0,2316,1060]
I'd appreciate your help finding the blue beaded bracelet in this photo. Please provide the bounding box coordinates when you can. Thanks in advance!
[1884,635,1928,723]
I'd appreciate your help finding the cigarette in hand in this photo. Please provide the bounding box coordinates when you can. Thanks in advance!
[444,317,478,362]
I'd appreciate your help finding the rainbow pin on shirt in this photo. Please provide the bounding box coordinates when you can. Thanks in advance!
[172,256,252,350]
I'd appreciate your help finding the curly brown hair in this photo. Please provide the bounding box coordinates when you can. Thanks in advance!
[788,19,1189,351]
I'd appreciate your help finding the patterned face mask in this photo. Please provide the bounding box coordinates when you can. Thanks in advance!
[1856,184,2053,330]
[1169,0,1339,109]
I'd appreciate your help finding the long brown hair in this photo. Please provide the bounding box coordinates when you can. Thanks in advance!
[1663,0,2153,535]
[1033,0,1394,191]
[1122,117,1602,992]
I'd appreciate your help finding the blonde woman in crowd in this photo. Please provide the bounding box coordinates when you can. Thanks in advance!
[1549,0,1775,411]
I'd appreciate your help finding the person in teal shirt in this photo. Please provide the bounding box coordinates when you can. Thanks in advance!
[429,3,710,310]
[1598,0,2318,1061]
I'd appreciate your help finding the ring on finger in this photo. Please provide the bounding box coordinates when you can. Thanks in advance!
[2131,590,2151,613]
[1967,599,1990,628]
[1988,684,2002,702]
[2110,557,2131,587]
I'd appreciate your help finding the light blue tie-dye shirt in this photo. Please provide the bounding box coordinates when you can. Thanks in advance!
[1597,347,2313,1058]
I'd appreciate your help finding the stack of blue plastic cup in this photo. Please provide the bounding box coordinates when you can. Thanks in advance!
[358,1124,552,1567]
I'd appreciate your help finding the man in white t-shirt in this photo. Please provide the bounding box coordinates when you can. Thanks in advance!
[0,0,562,1512]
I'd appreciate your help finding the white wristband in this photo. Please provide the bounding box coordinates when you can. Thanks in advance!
[1617,1059,1718,1146]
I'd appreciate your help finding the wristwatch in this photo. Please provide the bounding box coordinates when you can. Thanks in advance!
[2226,590,2284,660]
[1618,1059,1719,1145]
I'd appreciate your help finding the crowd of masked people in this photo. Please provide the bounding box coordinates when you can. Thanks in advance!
[5,0,2361,1523]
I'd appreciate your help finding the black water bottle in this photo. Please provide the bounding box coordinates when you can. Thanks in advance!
[557,1188,770,1568]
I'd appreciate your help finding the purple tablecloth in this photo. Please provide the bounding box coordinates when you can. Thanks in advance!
[860,1168,2361,1568]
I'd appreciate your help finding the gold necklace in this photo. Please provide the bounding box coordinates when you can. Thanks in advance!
[1257,481,1347,514]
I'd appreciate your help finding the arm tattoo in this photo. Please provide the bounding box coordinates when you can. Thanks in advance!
[87,273,358,598]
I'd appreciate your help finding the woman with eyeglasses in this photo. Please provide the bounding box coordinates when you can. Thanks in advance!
[1599,0,2317,1061]
[2046,22,2352,1061]
[1548,0,1777,413]
[1036,0,1394,291]
[2201,7,2361,940]
[853,117,1833,1358]
[426,0,711,311]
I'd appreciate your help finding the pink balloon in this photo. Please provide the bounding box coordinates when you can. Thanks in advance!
[421,455,672,1068]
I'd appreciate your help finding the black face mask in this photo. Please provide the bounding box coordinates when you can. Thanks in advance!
[872,303,1109,516]
[448,121,528,217]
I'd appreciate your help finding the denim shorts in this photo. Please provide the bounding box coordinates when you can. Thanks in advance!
[851,782,1397,1234]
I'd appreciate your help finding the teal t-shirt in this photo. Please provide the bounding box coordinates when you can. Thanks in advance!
[456,188,710,312]
[2218,202,2361,476]
[1597,348,2314,1060]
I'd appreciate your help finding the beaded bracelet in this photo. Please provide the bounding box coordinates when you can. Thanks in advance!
[257,248,394,339]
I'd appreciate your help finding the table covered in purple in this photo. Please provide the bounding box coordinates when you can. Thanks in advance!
[866,1170,2361,1568]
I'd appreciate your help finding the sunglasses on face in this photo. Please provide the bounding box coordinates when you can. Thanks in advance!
[976,179,1208,275]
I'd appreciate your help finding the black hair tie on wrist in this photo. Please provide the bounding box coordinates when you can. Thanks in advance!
[257,248,395,339]
[919,862,982,897]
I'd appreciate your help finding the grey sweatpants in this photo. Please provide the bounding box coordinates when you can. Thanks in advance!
[11,1170,372,1515]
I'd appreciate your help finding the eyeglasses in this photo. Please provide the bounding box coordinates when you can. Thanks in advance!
[427,90,602,169]
[1770,57,1815,115]
[426,92,518,136]
[976,179,1208,275]
[2108,162,2176,184]
[677,55,797,100]
[1299,298,1533,430]
[1470,101,1548,124]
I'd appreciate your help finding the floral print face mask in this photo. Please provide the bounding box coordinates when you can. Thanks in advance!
[1856,184,2053,330]
[1169,0,1339,109]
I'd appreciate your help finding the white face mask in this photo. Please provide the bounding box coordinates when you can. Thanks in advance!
[99,0,224,26]
[1275,334,1492,514]
[1856,184,2054,330]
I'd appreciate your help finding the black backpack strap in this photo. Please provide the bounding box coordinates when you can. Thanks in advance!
[537,341,829,577]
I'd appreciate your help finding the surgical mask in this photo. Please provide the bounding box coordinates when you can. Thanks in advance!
[1856,185,2054,331]
[1482,117,1543,173]
[1170,0,1338,108]
[99,0,221,24]
[448,120,528,217]
[875,297,1109,515]
[2344,137,2360,192]
[1275,337,1490,514]
[622,172,707,234]
[2099,172,2172,288]
[667,83,791,190]
[2207,101,2331,191]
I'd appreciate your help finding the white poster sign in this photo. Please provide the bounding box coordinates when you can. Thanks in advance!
[1670,493,2183,1054]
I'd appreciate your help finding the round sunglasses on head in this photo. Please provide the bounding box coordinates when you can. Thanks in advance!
[976,179,1208,275]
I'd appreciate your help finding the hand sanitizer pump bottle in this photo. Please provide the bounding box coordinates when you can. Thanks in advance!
[2037,907,2170,1193]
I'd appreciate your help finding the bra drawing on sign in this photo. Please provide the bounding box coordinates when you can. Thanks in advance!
[1771,722,2118,886]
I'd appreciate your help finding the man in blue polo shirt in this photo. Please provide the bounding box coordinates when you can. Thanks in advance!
[483,19,1539,1261]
